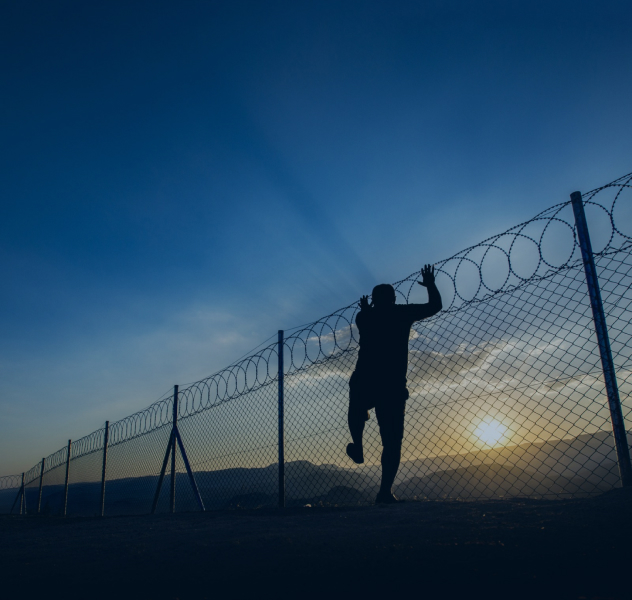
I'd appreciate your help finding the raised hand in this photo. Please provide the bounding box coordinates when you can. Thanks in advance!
[417,264,436,287]
[359,295,371,311]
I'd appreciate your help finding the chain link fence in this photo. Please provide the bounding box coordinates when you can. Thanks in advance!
[1,172,631,515]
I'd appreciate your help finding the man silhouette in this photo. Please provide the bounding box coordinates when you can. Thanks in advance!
[347,264,442,504]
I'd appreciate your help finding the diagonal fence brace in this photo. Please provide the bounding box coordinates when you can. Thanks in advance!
[151,429,175,514]
[151,385,205,514]
[175,428,205,512]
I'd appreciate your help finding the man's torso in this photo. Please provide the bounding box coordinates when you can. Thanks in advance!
[353,305,417,388]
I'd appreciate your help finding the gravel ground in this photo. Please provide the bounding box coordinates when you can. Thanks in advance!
[1,489,630,600]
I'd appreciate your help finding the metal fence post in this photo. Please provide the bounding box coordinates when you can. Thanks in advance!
[19,473,25,515]
[571,191,632,487]
[170,385,178,514]
[278,330,285,508]
[63,439,71,516]
[37,457,45,514]
[100,421,109,517]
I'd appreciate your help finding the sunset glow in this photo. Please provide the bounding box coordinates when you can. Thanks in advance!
[474,418,509,447]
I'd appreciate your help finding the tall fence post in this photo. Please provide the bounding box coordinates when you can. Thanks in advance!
[100,421,109,517]
[63,439,71,516]
[170,385,178,514]
[278,330,285,508]
[19,473,25,515]
[571,191,632,487]
[37,457,45,514]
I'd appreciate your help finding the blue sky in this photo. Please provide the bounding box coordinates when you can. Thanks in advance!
[1,0,631,474]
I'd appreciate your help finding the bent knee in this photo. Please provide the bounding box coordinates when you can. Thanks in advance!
[349,404,370,422]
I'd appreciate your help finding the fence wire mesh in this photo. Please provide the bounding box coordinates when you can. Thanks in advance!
[1,171,631,514]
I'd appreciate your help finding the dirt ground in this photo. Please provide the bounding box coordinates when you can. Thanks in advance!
[1,489,630,600]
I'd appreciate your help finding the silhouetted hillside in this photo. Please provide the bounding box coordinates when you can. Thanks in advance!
[1,430,624,515]
[395,430,622,499]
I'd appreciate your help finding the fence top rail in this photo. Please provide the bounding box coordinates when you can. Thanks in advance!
[9,170,632,484]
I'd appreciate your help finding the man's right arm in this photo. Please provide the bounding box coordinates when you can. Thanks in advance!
[356,294,371,327]
[408,264,442,321]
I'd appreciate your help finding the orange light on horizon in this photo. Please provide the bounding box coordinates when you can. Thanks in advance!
[474,418,509,447]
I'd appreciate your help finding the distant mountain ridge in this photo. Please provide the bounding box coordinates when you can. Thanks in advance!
[0,430,624,515]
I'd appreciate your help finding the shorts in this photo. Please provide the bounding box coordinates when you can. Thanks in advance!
[349,371,409,447]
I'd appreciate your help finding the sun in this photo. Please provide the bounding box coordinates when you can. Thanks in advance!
[474,418,508,447]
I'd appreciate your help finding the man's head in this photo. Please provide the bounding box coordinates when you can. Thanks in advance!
[372,284,396,307]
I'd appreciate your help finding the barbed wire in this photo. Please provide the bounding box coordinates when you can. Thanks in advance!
[0,474,22,490]
[2,170,630,491]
